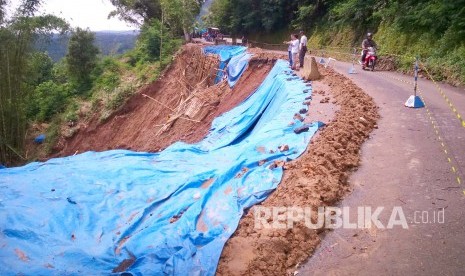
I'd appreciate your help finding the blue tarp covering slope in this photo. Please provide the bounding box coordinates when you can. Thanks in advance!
[203,45,249,86]
[227,52,252,87]
[0,59,318,275]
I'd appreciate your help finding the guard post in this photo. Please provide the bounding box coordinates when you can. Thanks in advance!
[405,57,425,108]
[349,47,357,74]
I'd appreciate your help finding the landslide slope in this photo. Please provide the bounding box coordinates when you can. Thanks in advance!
[54,45,275,156]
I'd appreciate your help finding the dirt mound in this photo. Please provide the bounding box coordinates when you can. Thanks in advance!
[376,56,397,71]
[54,45,275,156]
[217,65,380,275]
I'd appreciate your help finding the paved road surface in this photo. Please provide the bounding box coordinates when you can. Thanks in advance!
[298,59,465,275]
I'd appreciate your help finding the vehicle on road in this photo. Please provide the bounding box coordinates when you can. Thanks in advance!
[362,47,377,71]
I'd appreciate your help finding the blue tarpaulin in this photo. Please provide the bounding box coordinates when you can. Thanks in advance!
[227,52,252,87]
[34,134,46,144]
[203,45,248,85]
[203,45,246,63]
[0,58,318,275]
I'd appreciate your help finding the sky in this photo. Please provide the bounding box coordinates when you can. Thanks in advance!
[8,0,137,31]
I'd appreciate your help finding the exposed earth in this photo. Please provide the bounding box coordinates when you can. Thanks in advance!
[41,44,465,275]
[217,60,379,275]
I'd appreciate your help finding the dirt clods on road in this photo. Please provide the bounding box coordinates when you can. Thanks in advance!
[217,65,379,276]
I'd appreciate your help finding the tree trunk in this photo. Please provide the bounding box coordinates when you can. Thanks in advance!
[183,27,191,42]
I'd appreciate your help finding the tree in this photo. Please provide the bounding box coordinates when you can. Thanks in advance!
[206,0,232,32]
[25,52,54,87]
[108,0,202,41]
[160,0,201,41]
[65,28,100,93]
[108,0,162,25]
[0,0,68,165]
[27,80,69,122]
[207,0,287,36]
[0,0,6,23]
[133,19,168,62]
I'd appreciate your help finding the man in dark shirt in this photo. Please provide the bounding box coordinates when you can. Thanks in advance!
[361,33,377,62]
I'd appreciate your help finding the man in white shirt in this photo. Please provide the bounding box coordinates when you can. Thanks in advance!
[284,34,300,70]
[299,30,308,68]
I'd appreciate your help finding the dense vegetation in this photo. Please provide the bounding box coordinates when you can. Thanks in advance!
[0,0,199,166]
[208,0,465,84]
[0,0,68,165]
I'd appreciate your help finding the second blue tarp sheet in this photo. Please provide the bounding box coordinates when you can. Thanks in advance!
[203,45,249,86]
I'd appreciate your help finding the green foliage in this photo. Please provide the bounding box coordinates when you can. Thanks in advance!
[207,0,231,31]
[1,0,187,165]
[108,0,162,24]
[293,4,316,30]
[65,28,100,94]
[208,0,296,35]
[0,1,68,165]
[130,19,180,63]
[105,84,135,111]
[108,0,202,41]
[63,101,79,123]
[209,0,465,85]
[43,116,61,154]
[0,0,7,23]
[160,0,201,40]
[51,59,69,84]
[93,57,126,92]
[16,0,42,17]
[135,20,166,62]
[27,81,69,122]
[329,0,384,29]
[25,52,54,87]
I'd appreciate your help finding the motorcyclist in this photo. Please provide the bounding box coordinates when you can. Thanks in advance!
[361,33,377,63]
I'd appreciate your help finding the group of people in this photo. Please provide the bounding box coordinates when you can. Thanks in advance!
[284,31,307,70]
[283,31,378,70]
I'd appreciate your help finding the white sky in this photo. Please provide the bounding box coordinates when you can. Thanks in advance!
[8,0,137,31]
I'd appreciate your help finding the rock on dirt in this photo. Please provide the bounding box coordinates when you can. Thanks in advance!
[320,97,330,103]
[278,145,290,152]
[294,125,310,134]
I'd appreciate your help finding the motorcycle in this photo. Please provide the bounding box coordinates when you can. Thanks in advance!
[362,47,377,71]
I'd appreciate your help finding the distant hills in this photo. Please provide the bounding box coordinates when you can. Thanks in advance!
[35,30,139,61]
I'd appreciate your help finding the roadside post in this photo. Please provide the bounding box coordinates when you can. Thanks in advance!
[319,50,326,64]
[405,57,425,108]
[349,47,357,74]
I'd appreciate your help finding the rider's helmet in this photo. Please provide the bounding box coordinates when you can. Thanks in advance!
[367,33,373,39]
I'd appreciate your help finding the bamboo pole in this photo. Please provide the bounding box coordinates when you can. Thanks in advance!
[142,94,175,111]
[160,9,163,61]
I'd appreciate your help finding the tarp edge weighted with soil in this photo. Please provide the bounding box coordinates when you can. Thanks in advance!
[0,48,319,275]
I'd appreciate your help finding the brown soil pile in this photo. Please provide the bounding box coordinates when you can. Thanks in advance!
[376,56,397,71]
[53,45,275,156]
[217,65,380,275]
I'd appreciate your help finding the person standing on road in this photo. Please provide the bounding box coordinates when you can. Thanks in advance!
[241,35,248,47]
[287,41,293,67]
[286,34,300,70]
[284,34,300,70]
[299,30,308,68]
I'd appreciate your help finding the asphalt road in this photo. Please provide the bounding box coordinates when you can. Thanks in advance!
[298,59,465,275]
